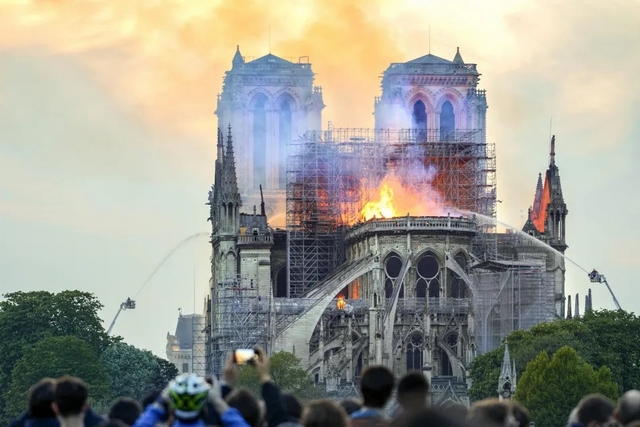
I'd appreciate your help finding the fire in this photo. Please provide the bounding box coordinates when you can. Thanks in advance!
[360,184,396,220]
[359,175,448,221]
[336,295,346,310]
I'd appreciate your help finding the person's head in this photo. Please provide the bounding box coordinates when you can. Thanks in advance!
[359,365,395,408]
[282,393,303,421]
[578,394,616,427]
[302,399,349,427]
[226,388,262,427]
[468,399,530,427]
[616,390,640,426]
[108,397,142,426]
[28,378,56,419]
[339,398,362,415]
[397,372,429,412]
[401,408,463,427]
[52,376,89,418]
[167,374,210,421]
[438,401,468,426]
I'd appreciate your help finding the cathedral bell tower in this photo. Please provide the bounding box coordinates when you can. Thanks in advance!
[374,47,487,144]
[208,126,242,285]
[215,46,325,216]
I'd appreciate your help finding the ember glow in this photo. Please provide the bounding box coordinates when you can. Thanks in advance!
[359,175,449,221]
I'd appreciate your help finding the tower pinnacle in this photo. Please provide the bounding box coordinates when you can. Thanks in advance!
[550,135,556,167]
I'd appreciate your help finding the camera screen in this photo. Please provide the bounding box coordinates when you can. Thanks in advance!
[234,349,256,365]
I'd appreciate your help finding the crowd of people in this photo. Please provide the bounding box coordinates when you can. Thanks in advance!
[9,348,640,427]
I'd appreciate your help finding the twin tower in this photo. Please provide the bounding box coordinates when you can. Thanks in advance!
[214,46,488,215]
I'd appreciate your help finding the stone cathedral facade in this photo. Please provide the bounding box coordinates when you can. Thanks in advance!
[206,47,569,406]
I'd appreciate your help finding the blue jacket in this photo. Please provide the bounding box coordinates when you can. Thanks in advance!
[133,402,250,427]
[10,409,105,427]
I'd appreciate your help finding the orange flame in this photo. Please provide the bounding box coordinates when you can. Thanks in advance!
[359,175,448,221]
[336,295,346,310]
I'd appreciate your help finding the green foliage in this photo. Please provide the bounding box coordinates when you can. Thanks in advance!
[0,291,113,423]
[469,309,639,401]
[515,346,618,427]
[236,351,320,400]
[154,356,180,388]
[4,336,109,419]
[100,343,163,400]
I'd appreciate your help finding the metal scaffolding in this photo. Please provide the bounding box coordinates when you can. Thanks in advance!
[286,128,497,296]
[191,313,206,376]
[471,265,556,353]
[208,278,271,377]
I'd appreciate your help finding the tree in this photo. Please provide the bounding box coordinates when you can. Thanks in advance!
[236,351,320,400]
[515,346,618,427]
[469,310,640,401]
[0,291,113,422]
[153,356,180,389]
[4,336,109,419]
[100,343,163,400]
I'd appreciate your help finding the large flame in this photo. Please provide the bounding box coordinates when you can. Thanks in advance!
[359,175,448,221]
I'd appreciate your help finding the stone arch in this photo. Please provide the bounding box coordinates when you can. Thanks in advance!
[247,90,273,109]
[448,250,469,299]
[405,333,424,371]
[406,89,436,114]
[273,265,287,297]
[433,88,464,114]
[384,251,403,298]
[273,90,299,111]
[414,250,442,299]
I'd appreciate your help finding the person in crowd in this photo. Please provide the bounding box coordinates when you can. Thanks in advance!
[395,408,463,427]
[132,373,249,427]
[9,378,58,427]
[339,399,362,416]
[349,365,395,427]
[467,399,530,427]
[395,372,430,422]
[567,407,581,427]
[577,394,616,427]
[302,400,349,427]
[282,394,303,423]
[108,398,142,426]
[226,389,263,427]
[438,401,468,426]
[52,376,93,427]
[11,378,104,427]
[615,390,640,426]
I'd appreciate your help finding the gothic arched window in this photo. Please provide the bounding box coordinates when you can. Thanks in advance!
[440,101,455,141]
[406,334,424,371]
[278,100,292,189]
[384,253,403,299]
[449,253,467,299]
[253,94,268,190]
[274,267,287,297]
[412,100,427,139]
[416,253,440,299]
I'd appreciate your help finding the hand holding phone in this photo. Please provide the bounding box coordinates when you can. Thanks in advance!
[233,349,256,365]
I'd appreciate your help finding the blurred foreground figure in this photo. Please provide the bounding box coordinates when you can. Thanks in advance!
[615,390,640,427]
[302,400,349,427]
[467,399,530,427]
[577,394,616,427]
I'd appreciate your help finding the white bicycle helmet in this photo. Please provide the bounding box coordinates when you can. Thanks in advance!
[167,373,210,419]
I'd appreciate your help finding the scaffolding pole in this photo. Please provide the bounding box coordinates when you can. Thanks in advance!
[286,128,498,296]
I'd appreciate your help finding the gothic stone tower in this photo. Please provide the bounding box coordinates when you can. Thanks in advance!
[215,46,325,216]
[374,48,487,143]
[522,135,568,316]
[498,343,516,401]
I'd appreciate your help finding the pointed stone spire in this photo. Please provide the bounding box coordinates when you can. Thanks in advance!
[575,293,580,318]
[232,45,244,67]
[567,295,572,319]
[587,289,593,312]
[498,343,515,400]
[222,124,241,205]
[217,127,224,164]
[549,135,556,167]
[453,47,464,64]
[532,173,543,215]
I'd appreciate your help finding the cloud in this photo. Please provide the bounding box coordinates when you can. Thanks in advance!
[1,0,639,355]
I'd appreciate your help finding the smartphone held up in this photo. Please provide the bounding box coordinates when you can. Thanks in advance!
[233,349,257,365]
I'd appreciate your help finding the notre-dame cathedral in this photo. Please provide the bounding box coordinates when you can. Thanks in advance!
[204,46,571,406]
